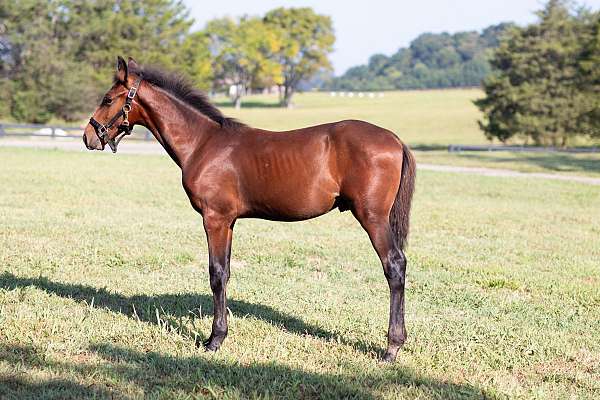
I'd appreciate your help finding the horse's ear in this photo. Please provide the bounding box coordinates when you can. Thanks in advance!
[116,56,128,82]
[127,57,139,73]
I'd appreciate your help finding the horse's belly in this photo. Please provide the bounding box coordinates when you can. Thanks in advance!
[243,179,339,221]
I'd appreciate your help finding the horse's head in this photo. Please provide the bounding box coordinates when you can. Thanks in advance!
[83,56,143,152]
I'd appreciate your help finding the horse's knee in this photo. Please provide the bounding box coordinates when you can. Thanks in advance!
[209,263,228,292]
[384,250,406,291]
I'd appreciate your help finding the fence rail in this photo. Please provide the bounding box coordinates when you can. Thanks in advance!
[448,144,600,154]
[0,122,153,141]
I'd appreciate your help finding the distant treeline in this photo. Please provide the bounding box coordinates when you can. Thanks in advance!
[328,23,512,91]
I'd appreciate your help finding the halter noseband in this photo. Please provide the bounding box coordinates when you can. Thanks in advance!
[89,76,142,153]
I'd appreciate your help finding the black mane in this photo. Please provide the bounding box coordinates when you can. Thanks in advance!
[121,65,245,129]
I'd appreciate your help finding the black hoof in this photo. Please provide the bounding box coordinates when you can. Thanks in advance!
[201,335,224,352]
[381,351,397,362]
[382,344,402,362]
[194,336,219,351]
[204,342,220,352]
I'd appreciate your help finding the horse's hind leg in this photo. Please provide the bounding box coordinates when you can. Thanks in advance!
[352,204,407,362]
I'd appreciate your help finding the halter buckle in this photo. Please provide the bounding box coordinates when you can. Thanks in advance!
[127,86,137,99]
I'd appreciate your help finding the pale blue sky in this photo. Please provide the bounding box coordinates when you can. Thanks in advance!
[183,0,600,75]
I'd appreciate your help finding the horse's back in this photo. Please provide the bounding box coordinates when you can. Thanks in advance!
[241,119,403,187]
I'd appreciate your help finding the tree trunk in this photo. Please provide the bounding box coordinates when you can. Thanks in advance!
[234,95,242,110]
[282,85,294,108]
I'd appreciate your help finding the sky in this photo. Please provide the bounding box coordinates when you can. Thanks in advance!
[183,0,600,75]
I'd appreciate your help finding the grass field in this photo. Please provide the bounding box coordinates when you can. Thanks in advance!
[1,147,599,399]
[220,90,485,146]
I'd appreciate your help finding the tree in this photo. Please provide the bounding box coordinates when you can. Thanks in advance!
[0,0,194,122]
[64,0,193,86]
[476,0,595,146]
[578,13,600,138]
[207,17,282,109]
[179,31,213,91]
[264,7,334,107]
[0,1,93,122]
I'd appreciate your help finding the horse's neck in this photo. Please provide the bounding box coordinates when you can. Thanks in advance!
[138,85,217,167]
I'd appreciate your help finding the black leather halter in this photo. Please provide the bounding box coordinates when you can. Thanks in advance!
[89,76,142,153]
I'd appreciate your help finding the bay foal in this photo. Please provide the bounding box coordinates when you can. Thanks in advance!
[83,57,416,362]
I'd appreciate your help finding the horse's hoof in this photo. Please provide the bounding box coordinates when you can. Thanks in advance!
[203,340,220,352]
[382,345,401,362]
[194,336,218,351]
[204,344,219,352]
[381,352,397,362]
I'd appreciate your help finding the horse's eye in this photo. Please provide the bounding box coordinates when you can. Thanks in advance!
[102,97,112,106]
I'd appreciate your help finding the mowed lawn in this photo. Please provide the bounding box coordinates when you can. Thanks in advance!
[1,148,599,399]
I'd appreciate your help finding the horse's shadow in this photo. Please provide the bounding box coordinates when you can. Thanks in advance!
[0,341,492,399]
[0,272,381,356]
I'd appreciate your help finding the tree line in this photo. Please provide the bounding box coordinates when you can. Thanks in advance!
[477,0,600,145]
[328,23,513,91]
[0,1,334,123]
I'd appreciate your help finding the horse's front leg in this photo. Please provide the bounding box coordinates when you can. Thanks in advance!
[201,213,234,351]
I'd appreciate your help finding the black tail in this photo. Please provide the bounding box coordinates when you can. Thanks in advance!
[389,143,416,250]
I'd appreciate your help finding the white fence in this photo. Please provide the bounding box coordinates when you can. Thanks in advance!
[0,123,153,141]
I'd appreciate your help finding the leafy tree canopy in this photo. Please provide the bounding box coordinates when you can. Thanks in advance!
[207,16,283,109]
[0,0,199,123]
[476,0,600,145]
[264,7,334,107]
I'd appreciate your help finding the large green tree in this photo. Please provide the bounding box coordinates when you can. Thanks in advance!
[67,0,192,80]
[476,0,597,146]
[264,7,334,107]
[0,1,95,122]
[578,13,600,138]
[0,0,194,123]
[207,16,282,109]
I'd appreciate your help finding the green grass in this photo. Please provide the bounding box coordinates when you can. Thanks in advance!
[1,148,599,399]
[220,89,487,146]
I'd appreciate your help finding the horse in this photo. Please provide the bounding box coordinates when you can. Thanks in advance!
[83,57,416,362]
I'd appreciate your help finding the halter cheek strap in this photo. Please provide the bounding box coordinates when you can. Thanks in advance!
[89,76,142,153]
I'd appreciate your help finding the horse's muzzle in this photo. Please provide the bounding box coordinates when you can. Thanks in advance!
[83,127,103,150]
